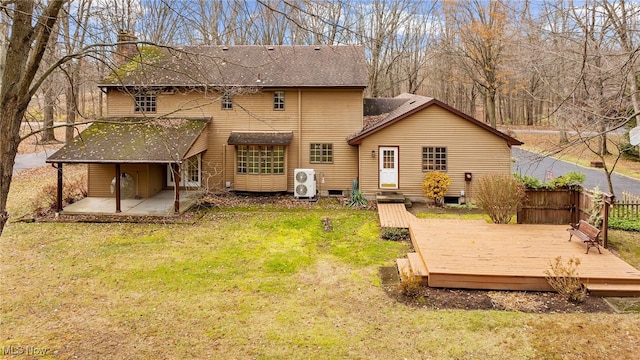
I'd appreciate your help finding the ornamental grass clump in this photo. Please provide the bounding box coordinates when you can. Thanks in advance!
[544,256,587,303]
[475,173,526,224]
[398,268,422,297]
[348,179,368,208]
[422,171,451,206]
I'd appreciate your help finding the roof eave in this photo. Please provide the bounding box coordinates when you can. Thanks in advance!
[45,159,183,164]
[99,84,368,89]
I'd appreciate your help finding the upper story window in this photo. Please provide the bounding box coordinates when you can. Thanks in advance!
[134,93,156,113]
[222,93,233,110]
[422,146,447,172]
[310,143,333,163]
[274,91,285,110]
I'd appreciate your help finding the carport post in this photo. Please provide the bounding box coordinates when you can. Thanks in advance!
[55,163,63,212]
[172,163,180,214]
[114,164,122,213]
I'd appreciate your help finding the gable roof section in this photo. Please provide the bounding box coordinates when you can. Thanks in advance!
[46,118,210,164]
[348,93,523,146]
[100,45,368,89]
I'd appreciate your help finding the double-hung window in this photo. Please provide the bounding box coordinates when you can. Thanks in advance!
[310,143,333,163]
[222,93,233,110]
[422,147,447,171]
[274,91,285,110]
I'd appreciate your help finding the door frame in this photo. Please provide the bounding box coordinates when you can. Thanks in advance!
[379,146,399,190]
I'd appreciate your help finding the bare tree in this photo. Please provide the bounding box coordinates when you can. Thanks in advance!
[60,0,93,142]
[442,0,513,128]
[0,0,67,234]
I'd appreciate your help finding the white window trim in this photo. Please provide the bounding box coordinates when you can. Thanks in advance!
[167,154,202,187]
[274,91,285,110]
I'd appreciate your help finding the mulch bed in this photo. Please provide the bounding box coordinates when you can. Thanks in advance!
[379,266,615,313]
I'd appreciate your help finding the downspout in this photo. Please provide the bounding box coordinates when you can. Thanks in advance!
[222,144,226,189]
[298,89,302,167]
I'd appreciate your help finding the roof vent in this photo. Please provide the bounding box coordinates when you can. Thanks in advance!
[267,46,274,50]
[314,47,321,50]
[222,46,228,51]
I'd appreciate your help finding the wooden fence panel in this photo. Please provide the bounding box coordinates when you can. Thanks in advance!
[517,188,611,247]
[517,189,578,224]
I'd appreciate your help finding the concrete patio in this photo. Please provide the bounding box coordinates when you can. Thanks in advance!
[61,190,203,216]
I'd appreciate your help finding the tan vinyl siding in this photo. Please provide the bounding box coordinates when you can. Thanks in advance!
[233,174,288,192]
[88,163,164,198]
[88,164,114,197]
[359,105,512,202]
[148,164,164,194]
[298,90,362,193]
[205,90,301,192]
[104,88,363,193]
[184,127,209,159]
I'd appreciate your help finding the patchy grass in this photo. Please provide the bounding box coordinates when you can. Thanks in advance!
[608,230,640,271]
[2,176,640,358]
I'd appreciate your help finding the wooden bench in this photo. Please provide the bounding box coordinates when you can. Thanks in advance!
[567,220,602,254]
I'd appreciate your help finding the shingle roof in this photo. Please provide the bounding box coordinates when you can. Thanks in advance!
[100,45,368,88]
[349,93,523,146]
[227,131,293,145]
[46,118,210,164]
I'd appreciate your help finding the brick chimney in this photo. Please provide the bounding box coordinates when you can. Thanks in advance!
[115,30,138,65]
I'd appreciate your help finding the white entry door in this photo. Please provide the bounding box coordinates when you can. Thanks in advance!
[379,147,399,189]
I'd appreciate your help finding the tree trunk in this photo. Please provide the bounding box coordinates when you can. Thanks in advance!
[487,88,497,128]
[41,82,57,142]
[599,122,610,156]
[0,0,66,236]
[65,76,77,143]
[0,99,23,232]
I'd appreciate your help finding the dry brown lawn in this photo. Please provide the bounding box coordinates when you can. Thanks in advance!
[18,124,87,154]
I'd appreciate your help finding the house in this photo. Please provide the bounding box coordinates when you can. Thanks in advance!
[350,93,522,203]
[47,44,521,214]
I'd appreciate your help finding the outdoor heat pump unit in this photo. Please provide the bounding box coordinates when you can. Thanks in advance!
[294,169,316,198]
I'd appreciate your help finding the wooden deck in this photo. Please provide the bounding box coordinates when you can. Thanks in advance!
[378,203,415,228]
[402,218,640,297]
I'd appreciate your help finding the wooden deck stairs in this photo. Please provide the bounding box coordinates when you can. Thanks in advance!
[382,207,640,297]
[377,203,415,229]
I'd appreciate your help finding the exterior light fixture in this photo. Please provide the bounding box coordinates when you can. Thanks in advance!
[371,150,376,158]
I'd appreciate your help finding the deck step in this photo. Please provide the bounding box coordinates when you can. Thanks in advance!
[586,283,640,297]
[407,252,429,277]
[396,258,411,277]
[376,192,406,204]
